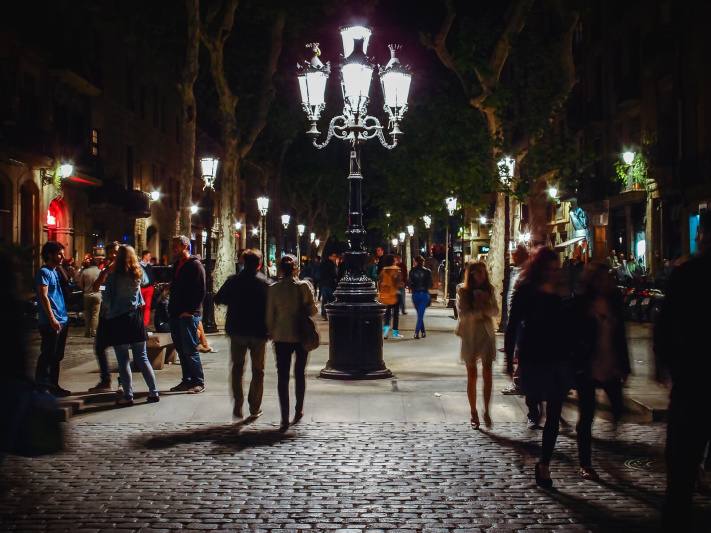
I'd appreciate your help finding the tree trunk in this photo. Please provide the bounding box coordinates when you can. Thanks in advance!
[178,0,200,236]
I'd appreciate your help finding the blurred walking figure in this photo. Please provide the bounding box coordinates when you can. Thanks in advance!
[505,247,571,488]
[502,245,529,395]
[89,241,120,392]
[103,246,159,407]
[456,262,498,429]
[79,257,101,337]
[655,211,711,532]
[378,254,404,339]
[408,256,433,339]
[395,254,408,314]
[139,250,154,327]
[570,263,630,481]
[214,249,270,424]
[266,255,318,431]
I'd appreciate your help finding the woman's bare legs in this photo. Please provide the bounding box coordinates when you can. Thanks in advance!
[466,363,479,427]
[482,361,493,427]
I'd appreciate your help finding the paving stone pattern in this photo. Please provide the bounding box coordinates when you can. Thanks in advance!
[2,421,710,532]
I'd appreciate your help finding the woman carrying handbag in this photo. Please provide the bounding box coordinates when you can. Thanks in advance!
[266,255,318,431]
[103,245,159,406]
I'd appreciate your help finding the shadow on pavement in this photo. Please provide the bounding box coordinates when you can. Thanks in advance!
[136,424,294,452]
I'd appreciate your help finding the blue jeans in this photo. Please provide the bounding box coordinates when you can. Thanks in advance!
[169,316,204,386]
[113,342,158,401]
[412,292,429,335]
[321,287,335,318]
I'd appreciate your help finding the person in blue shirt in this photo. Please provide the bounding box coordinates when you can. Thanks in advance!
[35,241,70,397]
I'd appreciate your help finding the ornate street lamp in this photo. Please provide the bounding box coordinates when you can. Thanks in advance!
[257,196,269,271]
[281,214,290,256]
[497,155,516,332]
[297,23,411,379]
[200,156,219,333]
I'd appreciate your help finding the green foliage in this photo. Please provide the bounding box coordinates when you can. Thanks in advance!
[612,133,655,193]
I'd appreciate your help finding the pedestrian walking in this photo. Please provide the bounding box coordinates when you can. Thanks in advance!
[408,255,432,339]
[655,211,711,531]
[502,245,529,395]
[320,252,338,320]
[456,262,499,429]
[34,241,70,397]
[88,242,120,392]
[310,256,321,300]
[139,250,154,327]
[379,254,404,339]
[266,255,318,431]
[214,249,270,424]
[168,235,207,394]
[570,262,630,481]
[103,246,159,407]
[505,247,572,488]
[395,254,408,314]
[79,257,101,338]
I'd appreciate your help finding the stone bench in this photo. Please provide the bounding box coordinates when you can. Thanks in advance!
[145,332,176,370]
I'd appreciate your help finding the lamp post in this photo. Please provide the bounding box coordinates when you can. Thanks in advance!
[281,214,290,256]
[257,196,269,273]
[297,224,305,269]
[445,197,458,308]
[200,156,219,333]
[497,156,515,333]
[407,224,414,268]
[423,215,431,257]
[297,25,411,379]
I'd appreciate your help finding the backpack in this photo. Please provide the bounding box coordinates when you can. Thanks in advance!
[378,268,401,306]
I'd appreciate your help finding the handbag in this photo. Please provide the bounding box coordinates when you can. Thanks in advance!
[297,284,320,351]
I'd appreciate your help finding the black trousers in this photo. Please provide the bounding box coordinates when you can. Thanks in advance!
[662,393,711,532]
[274,342,308,423]
[576,376,624,467]
[541,397,564,466]
[36,322,69,388]
[384,304,399,330]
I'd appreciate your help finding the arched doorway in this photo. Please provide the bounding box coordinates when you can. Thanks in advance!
[0,171,11,243]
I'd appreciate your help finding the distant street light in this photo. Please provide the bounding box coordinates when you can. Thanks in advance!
[200,156,219,333]
[622,151,635,165]
[149,190,161,202]
[257,196,269,271]
[190,204,198,214]
[296,224,305,264]
[548,186,558,199]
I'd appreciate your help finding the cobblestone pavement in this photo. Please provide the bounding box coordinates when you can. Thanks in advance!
[2,421,710,532]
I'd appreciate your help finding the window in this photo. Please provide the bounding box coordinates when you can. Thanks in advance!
[139,85,146,119]
[92,129,99,156]
[152,87,159,128]
[160,94,166,133]
[126,62,135,111]
[126,146,134,190]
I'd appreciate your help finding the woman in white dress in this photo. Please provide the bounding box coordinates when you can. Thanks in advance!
[456,262,499,429]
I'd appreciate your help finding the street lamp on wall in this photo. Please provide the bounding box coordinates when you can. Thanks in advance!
[297,23,412,380]
[41,162,73,186]
[200,156,219,333]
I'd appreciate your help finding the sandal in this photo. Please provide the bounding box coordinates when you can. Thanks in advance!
[578,467,600,481]
[483,412,492,428]
[471,412,480,430]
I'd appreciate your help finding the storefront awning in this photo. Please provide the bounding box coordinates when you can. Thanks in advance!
[554,236,585,249]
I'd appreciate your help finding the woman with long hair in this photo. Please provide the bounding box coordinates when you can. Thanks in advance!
[408,255,433,339]
[456,262,499,429]
[104,245,159,406]
[505,247,570,488]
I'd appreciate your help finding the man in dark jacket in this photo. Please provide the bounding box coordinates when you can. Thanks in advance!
[655,211,711,532]
[214,249,270,423]
[168,235,207,394]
